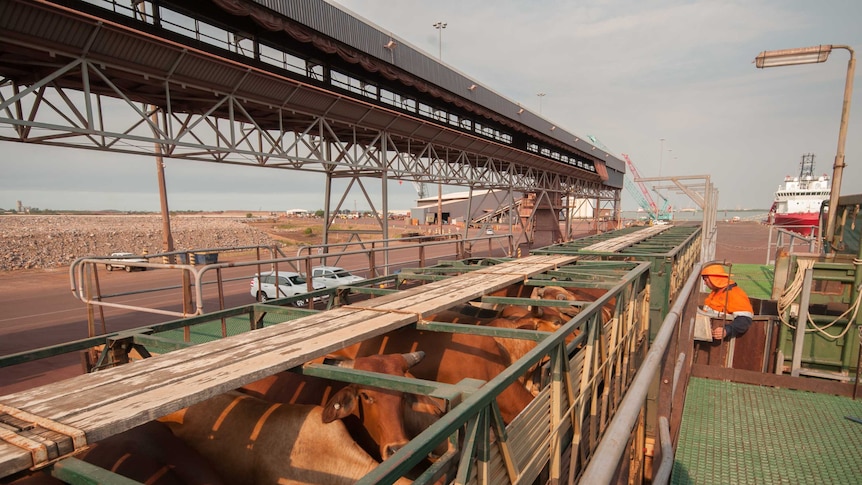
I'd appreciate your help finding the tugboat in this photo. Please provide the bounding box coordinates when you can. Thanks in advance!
[767,153,830,236]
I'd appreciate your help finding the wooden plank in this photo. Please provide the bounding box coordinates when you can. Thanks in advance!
[4,308,401,416]
[27,310,415,442]
[581,226,668,253]
[0,441,32,479]
[1,306,371,407]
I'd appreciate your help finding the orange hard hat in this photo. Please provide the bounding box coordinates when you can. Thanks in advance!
[701,264,729,278]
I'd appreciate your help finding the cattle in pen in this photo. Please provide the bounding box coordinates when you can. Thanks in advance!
[421,285,600,396]
[4,421,225,485]
[239,352,447,461]
[159,391,413,485]
[333,328,535,424]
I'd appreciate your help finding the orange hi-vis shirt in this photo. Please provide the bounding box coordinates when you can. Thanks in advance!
[704,282,753,317]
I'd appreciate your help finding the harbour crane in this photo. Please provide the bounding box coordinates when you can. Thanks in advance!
[412,182,427,200]
[621,153,671,222]
[586,135,670,223]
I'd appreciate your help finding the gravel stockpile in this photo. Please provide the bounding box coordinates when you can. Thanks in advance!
[1,215,276,271]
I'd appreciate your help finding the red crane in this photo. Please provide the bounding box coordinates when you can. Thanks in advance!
[622,153,659,215]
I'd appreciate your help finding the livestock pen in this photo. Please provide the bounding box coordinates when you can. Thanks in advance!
[1,224,709,484]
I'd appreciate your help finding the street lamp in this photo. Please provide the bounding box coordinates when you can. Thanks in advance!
[537,92,546,114]
[659,138,665,177]
[754,44,856,248]
[432,21,447,234]
[433,21,447,60]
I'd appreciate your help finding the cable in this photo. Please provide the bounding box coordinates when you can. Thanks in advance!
[777,258,862,341]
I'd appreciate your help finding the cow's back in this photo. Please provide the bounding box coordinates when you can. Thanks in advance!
[160,391,408,485]
[4,422,224,485]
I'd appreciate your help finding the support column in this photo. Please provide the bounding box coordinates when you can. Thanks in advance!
[382,168,389,273]
[324,172,333,248]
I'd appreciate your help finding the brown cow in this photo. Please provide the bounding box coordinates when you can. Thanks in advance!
[159,391,412,485]
[536,285,615,323]
[4,421,224,485]
[239,352,446,461]
[484,317,570,364]
[334,327,535,425]
[425,303,500,325]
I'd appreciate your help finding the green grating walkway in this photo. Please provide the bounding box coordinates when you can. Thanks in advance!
[673,377,862,484]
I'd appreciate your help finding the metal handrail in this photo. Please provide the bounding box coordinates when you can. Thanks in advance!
[68,234,514,318]
[579,263,703,484]
[360,261,653,484]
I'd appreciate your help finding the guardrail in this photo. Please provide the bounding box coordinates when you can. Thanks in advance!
[765,225,820,264]
[579,262,702,483]
[68,234,514,335]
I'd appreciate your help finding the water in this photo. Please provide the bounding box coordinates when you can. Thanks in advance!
[620,210,769,223]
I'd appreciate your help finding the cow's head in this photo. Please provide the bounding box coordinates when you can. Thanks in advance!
[321,352,430,461]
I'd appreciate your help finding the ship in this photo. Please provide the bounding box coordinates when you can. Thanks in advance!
[767,153,830,236]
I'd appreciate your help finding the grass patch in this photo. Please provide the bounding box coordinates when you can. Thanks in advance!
[731,263,774,300]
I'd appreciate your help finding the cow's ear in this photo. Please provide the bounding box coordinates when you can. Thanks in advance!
[322,386,358,422]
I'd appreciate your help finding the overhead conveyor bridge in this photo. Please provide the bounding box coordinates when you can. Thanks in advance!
[0,0,626,247]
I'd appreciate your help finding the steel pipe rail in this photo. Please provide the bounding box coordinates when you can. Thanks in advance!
[579,262,703,483]
[359,260,653,484]
[68,233,511,319]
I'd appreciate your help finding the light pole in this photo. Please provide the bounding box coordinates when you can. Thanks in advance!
[433,22,447,233]
[666,148,672,176]
[755,44,855,248]
[537,92,546,114]
[433,21,446,60]
[659,138,665,177]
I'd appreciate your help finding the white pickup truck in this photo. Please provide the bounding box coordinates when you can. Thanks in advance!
[106,252,148,272]
[311,266,365,288]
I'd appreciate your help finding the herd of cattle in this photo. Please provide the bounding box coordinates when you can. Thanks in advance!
[8,284,613,485]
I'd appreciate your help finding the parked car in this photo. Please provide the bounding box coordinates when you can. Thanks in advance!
[311,266,365,289]
[250,271,326,306]
[106,252,148,272]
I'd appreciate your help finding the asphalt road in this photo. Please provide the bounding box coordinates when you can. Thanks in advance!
[0,235,511,395]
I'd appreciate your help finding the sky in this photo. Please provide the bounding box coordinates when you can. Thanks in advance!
[2,0,862,213]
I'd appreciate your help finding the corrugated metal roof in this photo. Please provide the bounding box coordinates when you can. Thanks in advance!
[249,0,625,174]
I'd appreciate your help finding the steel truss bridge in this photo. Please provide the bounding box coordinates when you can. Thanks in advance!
[0,0,625,247]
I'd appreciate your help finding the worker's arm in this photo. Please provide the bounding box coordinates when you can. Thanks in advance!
[721,313,753,339]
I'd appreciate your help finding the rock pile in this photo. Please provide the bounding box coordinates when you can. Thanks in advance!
[0,215,276,271]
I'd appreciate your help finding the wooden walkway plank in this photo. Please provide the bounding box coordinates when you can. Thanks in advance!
[9,308,417,444]
[582,226,669,252]
[0,306,371,408]
[3,308,399,416]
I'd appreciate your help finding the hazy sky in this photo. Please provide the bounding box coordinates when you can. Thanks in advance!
[2,0,861,212]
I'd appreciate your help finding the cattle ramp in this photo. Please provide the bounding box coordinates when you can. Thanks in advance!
[1,224,702,484]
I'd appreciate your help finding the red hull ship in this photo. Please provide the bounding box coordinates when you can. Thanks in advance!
[767,154,830,236]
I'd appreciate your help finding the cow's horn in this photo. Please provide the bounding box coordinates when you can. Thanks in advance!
[402,351,425,367]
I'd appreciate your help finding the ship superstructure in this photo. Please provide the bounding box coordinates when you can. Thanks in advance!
[768,153,830,236]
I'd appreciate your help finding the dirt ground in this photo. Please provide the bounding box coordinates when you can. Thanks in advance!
[712,220,773,265]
